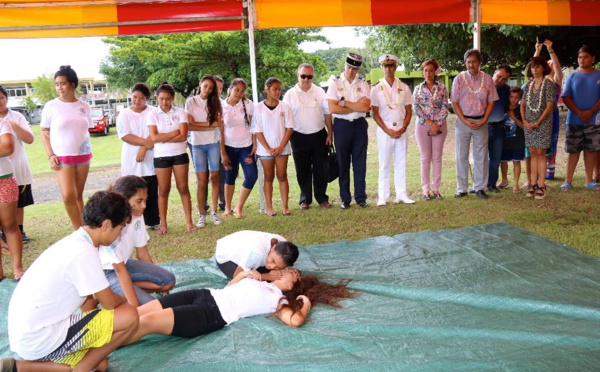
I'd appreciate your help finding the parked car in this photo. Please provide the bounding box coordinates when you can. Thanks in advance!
[89,107,110,136]
[106,108,116,127]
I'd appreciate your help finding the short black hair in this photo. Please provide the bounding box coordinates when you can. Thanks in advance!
[275,241,299,266]
[156,81,175,98]
[0,85,7,98]
[497,64,513,76]
[54,65,79,89]
[110,175,147,201]
[131,82,151,99]
[83,191,132,228]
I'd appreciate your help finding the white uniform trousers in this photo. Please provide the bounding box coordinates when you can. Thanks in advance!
[377,126,408,202]
[454,117,489,192]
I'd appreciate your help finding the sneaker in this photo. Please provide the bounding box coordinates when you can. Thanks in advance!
[377,199,386,206]
[21,231,30,244]
[196,214,206,228]
[395,193,415,204]
[340,201,351,210]
[211,211,222,225]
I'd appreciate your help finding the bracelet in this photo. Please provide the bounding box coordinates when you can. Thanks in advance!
[48,154,56,159]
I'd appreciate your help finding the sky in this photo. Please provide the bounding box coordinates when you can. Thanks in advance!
[0,27,365,81]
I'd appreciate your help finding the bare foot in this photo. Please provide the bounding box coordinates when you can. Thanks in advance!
[233,208,244,219]
[94,357,109,372]
[266,208,276,217]
[282,209,291,216]
[157,225,167,235]
[223,210,233,217]
[186,225,197,232]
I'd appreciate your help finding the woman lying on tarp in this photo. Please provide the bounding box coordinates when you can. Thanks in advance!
[125,267,353,342]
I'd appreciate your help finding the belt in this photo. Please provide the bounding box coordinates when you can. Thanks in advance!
[335,117,366,123]
[488,121,503,125]
[464,115,484,120]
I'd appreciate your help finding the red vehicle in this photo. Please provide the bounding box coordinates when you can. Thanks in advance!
[88,107,110,136]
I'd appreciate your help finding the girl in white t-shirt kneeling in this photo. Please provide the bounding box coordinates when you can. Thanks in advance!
[251,78,295,217]
[100,176,176,306]
[147,82,195,235]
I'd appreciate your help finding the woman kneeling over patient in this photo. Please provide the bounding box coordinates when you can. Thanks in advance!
[126,268,353,342]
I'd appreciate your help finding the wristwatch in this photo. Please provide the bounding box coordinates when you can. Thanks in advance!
[339,97,346,107]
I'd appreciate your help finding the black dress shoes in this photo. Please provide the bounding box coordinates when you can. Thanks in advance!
[357,201,369,208]
[340,201,351,209]
[488,186,501,193]
[475,190,489,199]
[454,192,468,198]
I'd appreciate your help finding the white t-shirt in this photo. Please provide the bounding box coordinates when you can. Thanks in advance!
[147,106,188,158]
[282,84,330,135]
[250,101,295,157]
[185,96,220,145]
[40,98,93,157]
[215,230,286,270]
[210,278,284,324]
[0,120,14,177]
[326,75,371,121]
[222,98,254,148]
[117,106,155,177]
[370,78,415,127]
[99,215,150,269]
[8,228,109,360]
[1,110,33,185]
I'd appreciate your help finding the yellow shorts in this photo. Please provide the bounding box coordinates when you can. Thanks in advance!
[38,308,114,368]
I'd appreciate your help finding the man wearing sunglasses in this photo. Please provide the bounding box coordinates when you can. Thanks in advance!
[283,63,333,210]
[326,53,371,209]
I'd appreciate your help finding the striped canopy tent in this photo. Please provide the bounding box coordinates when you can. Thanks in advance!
[1,0,599,39]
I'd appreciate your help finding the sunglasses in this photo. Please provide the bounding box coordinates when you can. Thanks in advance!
[299,74,314,80]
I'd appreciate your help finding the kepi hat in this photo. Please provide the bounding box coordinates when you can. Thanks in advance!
[379,54,399,66]
[345,53,363,69]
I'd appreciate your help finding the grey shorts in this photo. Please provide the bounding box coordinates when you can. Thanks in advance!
[565,124,600,153]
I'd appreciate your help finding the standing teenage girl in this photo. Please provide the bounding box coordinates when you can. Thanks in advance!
[220,78,257,218]
[41,65,92,229]
[251,78,295,217]
[147,82,195,234]
[117,82,160,229]
[185,75,223,228]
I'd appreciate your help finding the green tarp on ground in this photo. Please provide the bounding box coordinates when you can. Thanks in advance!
[1,223,599,371]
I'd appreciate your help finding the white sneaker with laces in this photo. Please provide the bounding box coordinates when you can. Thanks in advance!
[196,214,206,228]
[211,211,222,225]
[395,193,416,204]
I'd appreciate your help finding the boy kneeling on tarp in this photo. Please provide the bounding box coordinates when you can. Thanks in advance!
[3,191,139,372]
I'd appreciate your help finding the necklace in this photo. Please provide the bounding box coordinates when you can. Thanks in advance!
[379,78,405,109]
[461,71,484,94]
[415,82,439,103]
[293,85,316,108]
[526,78,546,113]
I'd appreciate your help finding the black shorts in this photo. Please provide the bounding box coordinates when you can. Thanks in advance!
[154,153,190,169]
[17,184,34,208]
[217,260,270,279]
[159,289,226,338]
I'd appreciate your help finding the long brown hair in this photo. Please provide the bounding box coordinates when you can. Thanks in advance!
[277,272,354,316]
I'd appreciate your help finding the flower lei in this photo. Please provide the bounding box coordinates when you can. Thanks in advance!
[415,81,439,103]
[293,85,317,108]
[337,75,361,100]
[526,78,547,113]
[461,71,484,95]
[379,78,405,109]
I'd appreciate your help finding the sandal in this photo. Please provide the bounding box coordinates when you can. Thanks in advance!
[513,188,522,195]
[497,182,509,189]
[560,182,573,192]
[422,194,431,201]
[526,184,538,198]
[583,182,600,190]
[282,210,292,216]
[534,186,547,200]
[13,271,25,282]
[433,193,443,200]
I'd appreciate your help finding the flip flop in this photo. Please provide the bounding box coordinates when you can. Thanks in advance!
[497,182,509,189]
[282,210,292,216]
[13,272,24,282]
[583,182,600,190]
[560,182,573,192]
[1,247,9,255]
[267,211,277,217]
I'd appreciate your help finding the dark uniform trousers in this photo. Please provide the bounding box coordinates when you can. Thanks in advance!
[333,117,368,204]
[143,175,160,226]
[290,128,329,205]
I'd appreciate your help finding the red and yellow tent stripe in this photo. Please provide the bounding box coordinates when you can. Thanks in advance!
[0,0,598,39]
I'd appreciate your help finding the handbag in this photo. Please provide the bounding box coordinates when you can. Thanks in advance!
[324,145,339,183]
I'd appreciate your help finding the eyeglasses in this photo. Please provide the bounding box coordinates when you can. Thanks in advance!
[299,74,314,80]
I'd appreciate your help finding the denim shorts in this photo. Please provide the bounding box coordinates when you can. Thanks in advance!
[191,142,221,172]
[258,154,289,161]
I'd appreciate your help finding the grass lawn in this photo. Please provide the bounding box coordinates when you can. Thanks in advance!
[3,117,599,277]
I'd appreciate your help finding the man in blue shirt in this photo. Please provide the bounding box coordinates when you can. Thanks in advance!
[487,64,512,192]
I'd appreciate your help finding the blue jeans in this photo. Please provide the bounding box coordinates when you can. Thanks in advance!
[488,122,505,188]
[224,145,258,189]
[104,259,176,305]
[190,142,221,172]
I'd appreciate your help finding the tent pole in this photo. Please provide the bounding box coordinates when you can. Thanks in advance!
[246,0,265,213]
[472,0,481,50]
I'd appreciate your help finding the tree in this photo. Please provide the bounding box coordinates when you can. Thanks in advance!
[361,25,600,74]
[100,29,328,98]
[22,96,37,112]
[31,74,58,104]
